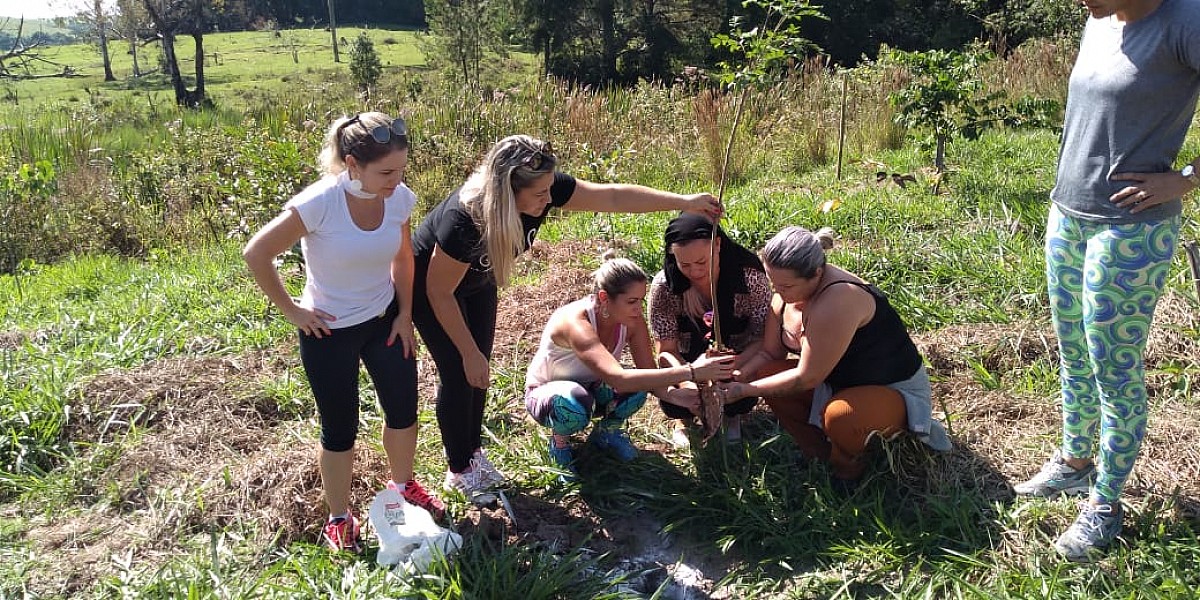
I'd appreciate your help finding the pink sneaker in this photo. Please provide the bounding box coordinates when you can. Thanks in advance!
[322,513,361,553]
[391,479,446,520]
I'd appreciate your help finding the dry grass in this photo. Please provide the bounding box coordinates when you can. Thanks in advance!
[15,241,1200,594]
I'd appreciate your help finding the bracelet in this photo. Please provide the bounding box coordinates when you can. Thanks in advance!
[688,364,696,382]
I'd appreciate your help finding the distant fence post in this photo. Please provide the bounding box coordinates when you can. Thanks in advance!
[837,71,848,181]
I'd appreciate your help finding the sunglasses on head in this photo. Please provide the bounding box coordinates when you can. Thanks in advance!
[521,141,554,171]
[340,114,408,145]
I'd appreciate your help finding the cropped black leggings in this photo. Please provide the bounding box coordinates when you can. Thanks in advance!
[413,284,497,473]
[297,300,418,452]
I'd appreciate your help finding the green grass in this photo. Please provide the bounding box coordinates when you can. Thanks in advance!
[3,26,1200,599]
[0,27,427,110]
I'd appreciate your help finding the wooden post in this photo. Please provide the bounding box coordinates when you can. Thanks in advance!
[327,0,340,63]
[837,71,848,180]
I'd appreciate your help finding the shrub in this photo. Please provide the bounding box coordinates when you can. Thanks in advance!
[349,32,383,96]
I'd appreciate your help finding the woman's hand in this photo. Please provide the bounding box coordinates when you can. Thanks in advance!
[690,353,736,382]
[388,313,416,358]
[680,192,723,220]
[1110,171,1198,213]
[285,303,335,338]
[662,387,701,413]
[719,381,752,403]
[463,348,491,389]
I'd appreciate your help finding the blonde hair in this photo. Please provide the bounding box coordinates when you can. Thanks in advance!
[460,134,557,287]
[317,111,409,176]
[592,253,648,298]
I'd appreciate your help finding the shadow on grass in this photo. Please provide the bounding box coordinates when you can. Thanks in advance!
[603,412,1016,585]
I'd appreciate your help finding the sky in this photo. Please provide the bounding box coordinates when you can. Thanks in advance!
[0,0,82,20]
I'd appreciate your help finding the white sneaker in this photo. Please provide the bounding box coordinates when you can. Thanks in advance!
[444,466,492,496]
[471,448,505,487]
[671,426,691,448]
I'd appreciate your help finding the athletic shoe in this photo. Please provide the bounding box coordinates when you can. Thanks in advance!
[1014,450,1095,497]
[1055,501,1123,562]
[589,428,638,462]
[322,514,362,554]
[471,448,505,487]
[444,466,493,497]
[671,426,691,449]
[393,479,446,521]
[547,435,578,482]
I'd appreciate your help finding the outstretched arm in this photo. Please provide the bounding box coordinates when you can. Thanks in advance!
[562,179,723,219]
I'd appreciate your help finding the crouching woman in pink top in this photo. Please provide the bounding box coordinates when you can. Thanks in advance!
[524,256,735,481]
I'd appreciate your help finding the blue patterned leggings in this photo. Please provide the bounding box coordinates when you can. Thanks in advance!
[525,380,647,435]
[1045,205,1179,504]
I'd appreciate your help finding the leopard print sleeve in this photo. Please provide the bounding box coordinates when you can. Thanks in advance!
[648,270,682,342]
[742,267,772,340]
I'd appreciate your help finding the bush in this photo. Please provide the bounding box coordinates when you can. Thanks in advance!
[349,32,383,95]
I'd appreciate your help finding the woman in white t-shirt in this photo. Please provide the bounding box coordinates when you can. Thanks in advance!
[243,112,443,554]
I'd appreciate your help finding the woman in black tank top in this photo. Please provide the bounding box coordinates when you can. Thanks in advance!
[724,227,947,484]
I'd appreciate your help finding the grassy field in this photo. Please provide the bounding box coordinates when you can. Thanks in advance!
[0,27,428,109]
[2,26,1200,599]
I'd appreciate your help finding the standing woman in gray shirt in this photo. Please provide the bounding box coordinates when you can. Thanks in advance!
[1013,0,1200,562]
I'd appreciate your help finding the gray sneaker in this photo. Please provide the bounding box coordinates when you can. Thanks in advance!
[1054,501,1122,562]
[1014,450,1095,497]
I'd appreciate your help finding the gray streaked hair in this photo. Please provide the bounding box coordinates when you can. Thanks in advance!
[760,226,836,278]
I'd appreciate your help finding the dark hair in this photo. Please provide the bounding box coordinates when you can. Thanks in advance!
[760,226,836,278]
[662,212,762,294]
[318,111,408,174]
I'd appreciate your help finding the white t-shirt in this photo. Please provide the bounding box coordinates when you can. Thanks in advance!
[285,172,417,329]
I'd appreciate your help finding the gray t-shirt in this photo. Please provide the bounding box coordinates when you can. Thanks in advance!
[1051,0,1200,223]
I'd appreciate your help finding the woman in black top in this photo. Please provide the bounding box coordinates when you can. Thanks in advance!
[724,227,950,483]
[411,134,722,499]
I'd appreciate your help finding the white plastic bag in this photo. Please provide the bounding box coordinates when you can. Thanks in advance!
[369,485,462,572]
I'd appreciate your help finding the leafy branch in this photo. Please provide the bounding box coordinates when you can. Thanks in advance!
[705,0,825,349]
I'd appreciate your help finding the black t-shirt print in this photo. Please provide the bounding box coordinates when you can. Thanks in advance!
[412,172,577,294]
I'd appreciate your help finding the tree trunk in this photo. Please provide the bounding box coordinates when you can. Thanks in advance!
[597,0,617,82]
[192,32,205,100]
[935,134,947,172]
[327,0,340,63]
[160,33,189,105]
[99,27,115,81]
[129,35,140,77]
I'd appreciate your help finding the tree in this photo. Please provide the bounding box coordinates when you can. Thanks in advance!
[61,0,117,81]
[884,45,1059,173]
[348,31,381,96]
[0,17,77,79]
[955,0,1084,51]
[112,0,151,77]
[140,0,226,107]
[423,0,507,89]
[511,0,583,75]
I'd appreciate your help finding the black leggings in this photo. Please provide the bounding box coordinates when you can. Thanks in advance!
[297,300,418,452]
[413,284,497,473]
